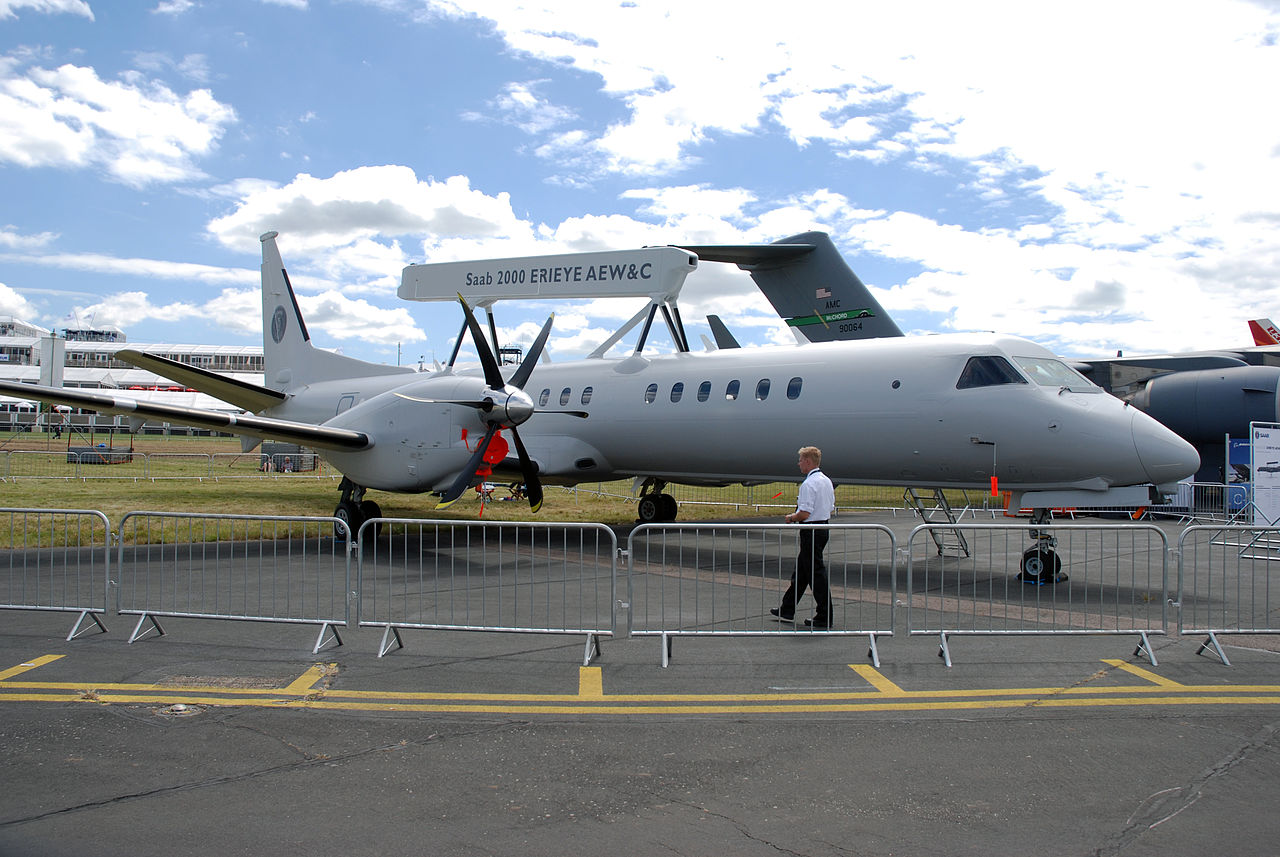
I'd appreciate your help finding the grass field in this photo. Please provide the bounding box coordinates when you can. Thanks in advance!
[0,432,955,543]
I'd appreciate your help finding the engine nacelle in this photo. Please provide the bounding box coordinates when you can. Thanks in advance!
[1128,365,1280,445]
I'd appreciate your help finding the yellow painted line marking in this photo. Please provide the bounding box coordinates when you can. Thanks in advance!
[2,658,1279,715]
[849,664,906,695]
[0,655,62,681]
[282,664,333,695]
[578,666,603,699]
[1102,659,1186,688]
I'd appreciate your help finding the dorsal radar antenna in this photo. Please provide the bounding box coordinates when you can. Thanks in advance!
[399,246,699,356]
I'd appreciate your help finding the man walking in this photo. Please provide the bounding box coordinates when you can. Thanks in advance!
[772,445,836,627]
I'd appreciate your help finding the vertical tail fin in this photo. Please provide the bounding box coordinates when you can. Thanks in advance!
[259,231,414,391]
[681,231,903,343]
[1249,318,1280,346]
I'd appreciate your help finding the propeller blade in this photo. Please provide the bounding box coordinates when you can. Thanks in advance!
[510,427,543,513]
[457,294,505,389]
[394,392,493,411]
[508,313,554,390]
[436,424,498,509]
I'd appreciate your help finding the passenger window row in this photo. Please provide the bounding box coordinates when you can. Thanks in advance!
[643,377,802,404]
[536,377,804,408]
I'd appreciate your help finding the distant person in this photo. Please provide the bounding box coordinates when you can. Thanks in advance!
[771,445,836,627]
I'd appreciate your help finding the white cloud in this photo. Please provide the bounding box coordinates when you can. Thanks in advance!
[0,61,236,185]
[0,281,38,318]
[0,0,92,20]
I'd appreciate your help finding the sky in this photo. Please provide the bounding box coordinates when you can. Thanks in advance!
[1,0,1279,368]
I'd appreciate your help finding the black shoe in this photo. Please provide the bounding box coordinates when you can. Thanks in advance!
[804,617,832,628]
[770,608,795,621]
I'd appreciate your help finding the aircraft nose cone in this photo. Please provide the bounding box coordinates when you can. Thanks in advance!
[1132,411,1200,486]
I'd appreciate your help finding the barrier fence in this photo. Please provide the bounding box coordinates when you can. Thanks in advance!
[356,519,618,662]
[5,509,1280,668]
[115,512,351,653]
[907,523,1169,665]
[626,523,896,666]
[1177,525,1280,665]
[0,508,111,640]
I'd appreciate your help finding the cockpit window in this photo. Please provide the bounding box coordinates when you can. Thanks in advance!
[1013,357,1100,393]
[956,356,1028,389]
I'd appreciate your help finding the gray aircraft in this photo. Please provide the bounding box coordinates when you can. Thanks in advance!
[704,231,1280,481]
[0,232,1199,579]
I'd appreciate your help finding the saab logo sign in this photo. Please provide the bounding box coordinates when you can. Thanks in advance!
[271,306,287,343]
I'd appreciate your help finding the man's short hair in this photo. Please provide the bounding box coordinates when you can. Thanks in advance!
[798,445,822,465]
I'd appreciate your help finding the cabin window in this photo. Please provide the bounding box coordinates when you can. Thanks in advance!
[786,377,802,400]
[726,380,740,401]
[644,383,658,404]
[560,387,571,406]
[697,381,711,402]
[956,356,1027,389]
[539,388,551,407]
[581,386,593,405]
[756,379,771,401]
[1013,356,1100,392]
[670,382,684,403]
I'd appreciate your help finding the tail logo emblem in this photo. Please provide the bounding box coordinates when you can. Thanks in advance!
[271,306,287,343]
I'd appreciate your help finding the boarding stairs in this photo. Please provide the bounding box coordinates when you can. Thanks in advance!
[904,488,971,557]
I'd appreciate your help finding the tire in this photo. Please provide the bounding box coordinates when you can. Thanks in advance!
[637,494,661,524]
[359,500,383,539]
[334,499,362,540]
[1019,547,1063,583]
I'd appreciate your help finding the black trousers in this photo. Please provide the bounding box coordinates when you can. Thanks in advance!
[779,524,832,621]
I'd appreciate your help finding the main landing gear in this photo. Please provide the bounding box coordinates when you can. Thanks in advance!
[636,478,679,524]
[334,476,382,539]
[1017,507,1066,585]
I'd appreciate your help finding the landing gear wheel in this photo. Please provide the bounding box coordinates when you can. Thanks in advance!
[637,494,661,524]
[359,499,383,538]
[657,493,678,522]
[1018,547,1064,585]
[334,499,362,540]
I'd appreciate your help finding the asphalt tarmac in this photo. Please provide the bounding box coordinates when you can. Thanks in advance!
[2,512,1279,857]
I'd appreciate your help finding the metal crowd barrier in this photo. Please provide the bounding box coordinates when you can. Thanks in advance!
[1177,525,1280,665]
[0,508,111,639]
[115,512,352,653]
[356,519,618,664]
[626,524,897,667]
[906,523,1169,665]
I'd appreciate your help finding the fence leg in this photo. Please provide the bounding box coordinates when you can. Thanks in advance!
[313,622,343,654]
[66,610,108,641]
[937,631,952,667]
[377,625,403,658]
[1134,631,1158,666]
[1196,632,1231,666]
[582,633,602,667]
[128,613,164,644]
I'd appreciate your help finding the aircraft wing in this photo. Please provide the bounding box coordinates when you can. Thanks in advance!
[116,348,286,412]
[1077,353,1249,374]
[0,380,370,451]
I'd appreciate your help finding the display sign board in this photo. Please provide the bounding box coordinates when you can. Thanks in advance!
[399,246,698,304]
[1250,422,1280,524]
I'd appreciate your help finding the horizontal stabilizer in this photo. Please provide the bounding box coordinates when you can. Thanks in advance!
[116,349,286,413]
[0,380,370,451]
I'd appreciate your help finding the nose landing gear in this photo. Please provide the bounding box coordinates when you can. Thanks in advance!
[1017,508,1067,585]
